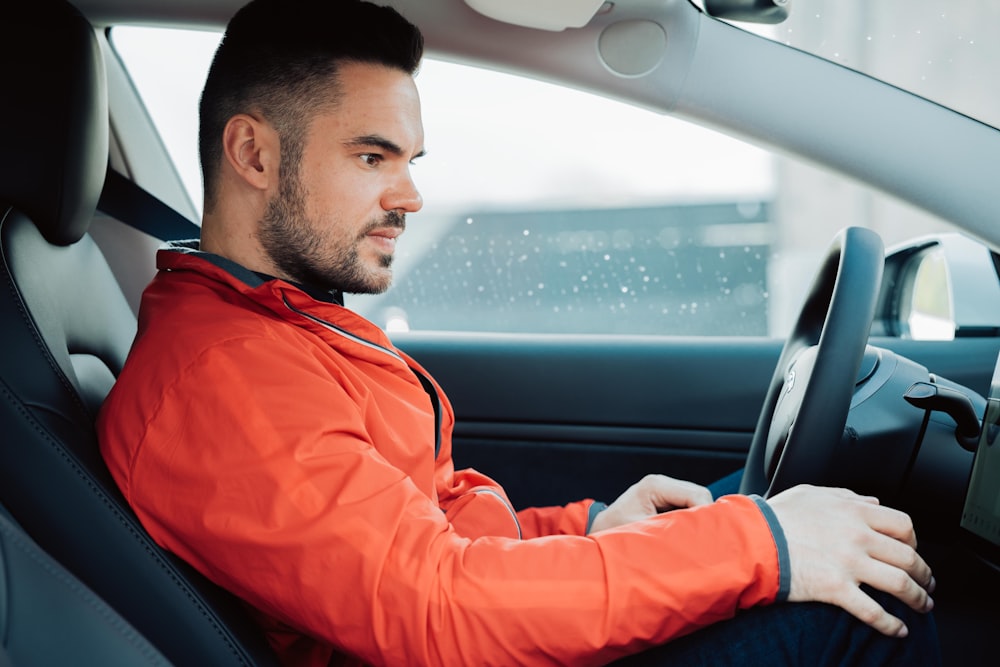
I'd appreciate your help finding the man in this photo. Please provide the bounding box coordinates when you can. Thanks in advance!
[97,1,939,665]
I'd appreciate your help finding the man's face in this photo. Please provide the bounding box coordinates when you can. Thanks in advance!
[259,61,425,294]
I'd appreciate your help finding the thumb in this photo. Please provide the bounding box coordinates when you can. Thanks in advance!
[641,475,713,511]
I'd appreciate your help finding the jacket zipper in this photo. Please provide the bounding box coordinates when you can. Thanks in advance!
[282,293,444,459]
[284,294,520,536]
[282,294,403,362]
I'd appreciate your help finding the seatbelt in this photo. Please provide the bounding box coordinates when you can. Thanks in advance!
[96,167,201,240]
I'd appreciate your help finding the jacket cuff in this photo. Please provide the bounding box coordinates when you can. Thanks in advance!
[748,495,791,602]
[585,501,608,534]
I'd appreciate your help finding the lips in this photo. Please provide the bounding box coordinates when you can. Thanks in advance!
[368,227,402,241]
[367,227,402,253]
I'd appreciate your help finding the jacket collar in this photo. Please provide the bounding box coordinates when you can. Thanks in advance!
[156,240,397,359]
[163,239,345,305]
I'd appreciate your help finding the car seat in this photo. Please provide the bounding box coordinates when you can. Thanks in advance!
[0,1,277,664]
[0,504,172,666]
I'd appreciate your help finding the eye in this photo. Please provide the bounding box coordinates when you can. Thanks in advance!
[359,153,382,167]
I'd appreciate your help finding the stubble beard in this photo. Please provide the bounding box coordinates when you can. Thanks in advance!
[258,164,404,295]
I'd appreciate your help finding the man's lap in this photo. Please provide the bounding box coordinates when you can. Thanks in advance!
[611,587,940,666]
[613,469,941,666]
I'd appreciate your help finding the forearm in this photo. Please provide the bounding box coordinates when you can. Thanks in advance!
[147,482,783,667]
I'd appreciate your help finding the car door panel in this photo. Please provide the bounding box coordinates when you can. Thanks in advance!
[395,333,1000,509]
[396,334,775,506]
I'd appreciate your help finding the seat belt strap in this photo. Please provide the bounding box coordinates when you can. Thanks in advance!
[96,168,201,240]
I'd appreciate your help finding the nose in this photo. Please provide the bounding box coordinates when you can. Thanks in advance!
[382,169,423,213]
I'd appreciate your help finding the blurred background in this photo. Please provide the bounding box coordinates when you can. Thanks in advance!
[113,0,997,337]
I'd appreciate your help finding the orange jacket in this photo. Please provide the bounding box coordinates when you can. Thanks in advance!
[98,243,788,667]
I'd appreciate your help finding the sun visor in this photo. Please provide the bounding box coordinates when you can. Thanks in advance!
[464,0,607,31]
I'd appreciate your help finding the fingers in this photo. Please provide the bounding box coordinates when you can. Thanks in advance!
[833,583,911,638]
[859,501,918,549]
[769,484,935,637]
[589,475,711,532]
[834,550,935,638]
[861,528,935,609]
[638,474,713,511]
[858,551,934,613]
[854,501,935,608]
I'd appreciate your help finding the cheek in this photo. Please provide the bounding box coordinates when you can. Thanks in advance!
[302,165,378,216]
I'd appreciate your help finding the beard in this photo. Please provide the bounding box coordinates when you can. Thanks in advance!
[257,165,404,295]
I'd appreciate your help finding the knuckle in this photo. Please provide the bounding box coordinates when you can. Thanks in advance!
[889,569,912,594]
[901,548,920,571]
[856,602,883,627]
[847,530,871,552]
[897,512,914,534]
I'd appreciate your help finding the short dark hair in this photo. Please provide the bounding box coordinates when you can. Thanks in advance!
[199,0,424,211]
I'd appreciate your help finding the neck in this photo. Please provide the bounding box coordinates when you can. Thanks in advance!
[199,206,281,280]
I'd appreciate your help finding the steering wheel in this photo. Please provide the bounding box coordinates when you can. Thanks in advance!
[739,227,884,497]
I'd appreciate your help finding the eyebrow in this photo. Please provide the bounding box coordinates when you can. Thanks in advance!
[346,134,426,160]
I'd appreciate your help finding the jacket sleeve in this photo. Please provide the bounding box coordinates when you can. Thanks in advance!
[436,470,593,540]
[103,334,786,667]
[516,501,593,538]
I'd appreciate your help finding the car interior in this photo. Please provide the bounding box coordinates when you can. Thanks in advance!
[0,505,171,666]
[2,0,999,665]
[0,2,278,664]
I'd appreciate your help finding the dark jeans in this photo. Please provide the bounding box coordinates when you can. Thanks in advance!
[610,470,942,666]
[611,587,939,666]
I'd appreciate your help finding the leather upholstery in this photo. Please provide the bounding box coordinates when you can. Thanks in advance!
[1,3,108,246]
[0,506,172,666]
[0,1,278,664]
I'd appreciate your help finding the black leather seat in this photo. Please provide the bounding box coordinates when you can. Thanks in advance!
[0,2,277,664]
[0,505,172,666]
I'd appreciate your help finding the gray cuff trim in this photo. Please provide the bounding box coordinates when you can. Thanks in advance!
[585,501,608,535]
[749,495,791,602]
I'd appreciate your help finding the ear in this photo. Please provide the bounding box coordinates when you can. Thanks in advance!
[221,114,279,192]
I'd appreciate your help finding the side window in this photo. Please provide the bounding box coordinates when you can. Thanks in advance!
[374,203,771,336]
[373,60,776,336]
[112,27,956,338]
[111,28,221,213]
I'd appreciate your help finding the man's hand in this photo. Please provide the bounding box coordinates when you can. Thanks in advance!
[588,474,712,533]
[767,485,936,638]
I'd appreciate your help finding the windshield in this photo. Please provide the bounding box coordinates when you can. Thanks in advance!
[750,0,1000,130]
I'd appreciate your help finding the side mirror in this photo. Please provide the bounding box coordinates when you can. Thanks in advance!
[874,233,1000,341]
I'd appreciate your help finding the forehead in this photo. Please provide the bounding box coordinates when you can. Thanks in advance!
[309,61,423,145]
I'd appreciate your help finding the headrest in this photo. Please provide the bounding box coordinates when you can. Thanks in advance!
[0,1,108,246]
